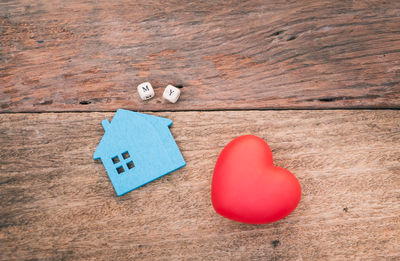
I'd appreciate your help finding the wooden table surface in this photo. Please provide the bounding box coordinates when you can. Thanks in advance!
[1,1,399,260]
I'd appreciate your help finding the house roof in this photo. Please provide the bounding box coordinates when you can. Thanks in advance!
[93,109,173,159]
[115,109,172,128]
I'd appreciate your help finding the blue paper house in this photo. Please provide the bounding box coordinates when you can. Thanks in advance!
[93,109,186,196]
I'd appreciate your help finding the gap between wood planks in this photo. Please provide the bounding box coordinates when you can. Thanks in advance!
[1,108,399,114]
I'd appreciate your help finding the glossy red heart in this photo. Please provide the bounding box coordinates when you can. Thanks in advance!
[211,135,301,224]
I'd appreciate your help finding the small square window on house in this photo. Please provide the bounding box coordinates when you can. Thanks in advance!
[127,161,135,169]
[116,166,124,174]
[122,151,130,159]
[112,156,120,164]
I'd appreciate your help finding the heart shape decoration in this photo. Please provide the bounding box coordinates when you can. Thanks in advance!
[211,135,301,224]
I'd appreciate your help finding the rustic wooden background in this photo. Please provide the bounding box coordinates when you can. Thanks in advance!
[1,0,399,260]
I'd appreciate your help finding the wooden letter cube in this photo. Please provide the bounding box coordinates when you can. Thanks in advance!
[137,82,154,100]
[163,85,181,103]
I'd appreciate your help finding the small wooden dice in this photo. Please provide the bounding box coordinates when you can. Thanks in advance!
[163,85,181,103]
[137,82,181,103]
[137,82,155,101]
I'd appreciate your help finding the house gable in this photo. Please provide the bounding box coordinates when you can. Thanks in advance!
[93,109,173,160]
[115,109,172,128]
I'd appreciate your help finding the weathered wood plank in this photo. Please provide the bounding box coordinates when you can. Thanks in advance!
[0,111,399,260]
[1,0,400,112]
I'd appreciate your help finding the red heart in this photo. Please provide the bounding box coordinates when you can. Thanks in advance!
[211,135,301,224]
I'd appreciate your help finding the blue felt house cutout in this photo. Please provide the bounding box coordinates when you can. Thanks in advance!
[93,109,186,196]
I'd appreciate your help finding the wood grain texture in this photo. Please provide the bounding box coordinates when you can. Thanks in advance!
[1,111,399,260]
[1,0,400,112]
